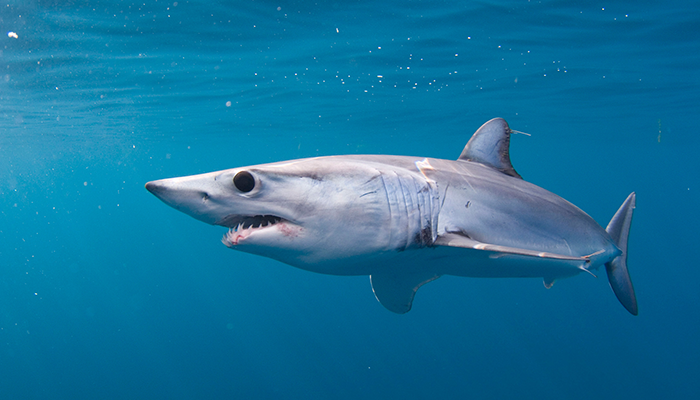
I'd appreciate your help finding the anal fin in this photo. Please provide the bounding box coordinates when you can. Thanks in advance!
[543,277,556,289]
[370,270,440,314]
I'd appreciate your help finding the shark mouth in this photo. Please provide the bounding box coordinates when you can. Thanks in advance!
[217,215,284,247]
[217,214,283,230]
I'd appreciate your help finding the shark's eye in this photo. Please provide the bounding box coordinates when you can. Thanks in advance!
[233,171,255,193]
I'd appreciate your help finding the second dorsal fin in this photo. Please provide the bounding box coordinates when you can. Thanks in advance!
[458,118,522,179]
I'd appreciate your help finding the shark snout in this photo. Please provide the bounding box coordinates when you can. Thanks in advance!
[145,179,206,202]
[145,177,221,225]
[145,180,166,197]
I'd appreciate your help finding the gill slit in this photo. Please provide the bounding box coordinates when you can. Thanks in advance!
[397,172,412,250]
[379,173,394,250]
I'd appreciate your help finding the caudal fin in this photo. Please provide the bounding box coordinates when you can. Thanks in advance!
[605,192,638,315]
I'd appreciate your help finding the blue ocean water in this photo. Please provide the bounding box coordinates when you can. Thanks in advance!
[1,0,698,398]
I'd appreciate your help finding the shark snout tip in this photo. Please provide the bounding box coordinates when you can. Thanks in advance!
[145,180,162,195]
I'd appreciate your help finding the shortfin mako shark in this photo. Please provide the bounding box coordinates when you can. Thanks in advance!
[146,118,637,315]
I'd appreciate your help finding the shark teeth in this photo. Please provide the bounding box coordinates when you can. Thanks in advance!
[217,214,283,230]
[227,215,283,232]
[221,215,284,247]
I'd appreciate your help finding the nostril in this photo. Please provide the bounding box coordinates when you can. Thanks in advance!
[202,193,210,201]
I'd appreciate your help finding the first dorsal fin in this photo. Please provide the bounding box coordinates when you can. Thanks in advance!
[458,118,522,179]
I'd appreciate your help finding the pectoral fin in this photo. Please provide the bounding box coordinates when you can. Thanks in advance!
[433,233,590,280]
[370,270,440,314]
[435,233,585,262]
